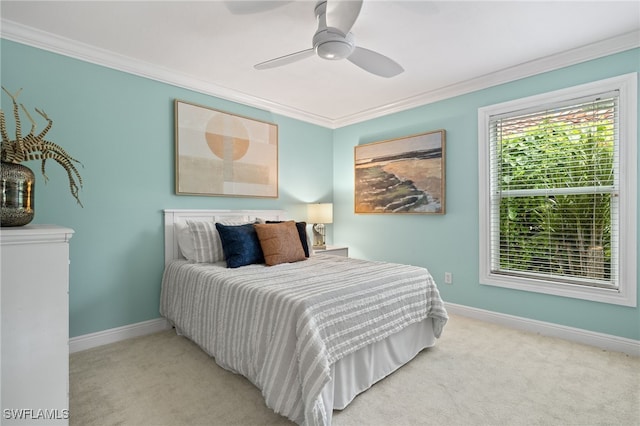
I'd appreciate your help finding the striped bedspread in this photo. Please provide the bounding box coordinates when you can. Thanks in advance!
[160,255,448,425]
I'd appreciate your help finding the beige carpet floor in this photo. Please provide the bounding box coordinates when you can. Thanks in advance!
[70,314,640,426]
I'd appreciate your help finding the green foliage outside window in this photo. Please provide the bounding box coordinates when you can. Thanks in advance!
[497,109,615,285]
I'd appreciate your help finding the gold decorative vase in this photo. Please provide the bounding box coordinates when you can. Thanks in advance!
[1,161,35,227]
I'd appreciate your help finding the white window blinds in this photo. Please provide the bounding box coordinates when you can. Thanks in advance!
[488,92,619,289]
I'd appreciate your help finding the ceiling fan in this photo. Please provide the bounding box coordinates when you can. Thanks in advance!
[253,0,404,78]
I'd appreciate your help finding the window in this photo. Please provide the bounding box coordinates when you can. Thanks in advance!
[478,73,637,306]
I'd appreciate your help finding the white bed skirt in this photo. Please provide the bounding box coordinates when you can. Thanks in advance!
[321,318,436,423]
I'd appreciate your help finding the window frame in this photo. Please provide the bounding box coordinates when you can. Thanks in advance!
[478,73,637,307]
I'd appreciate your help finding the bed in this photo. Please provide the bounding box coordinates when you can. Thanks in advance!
[160,209,448,425]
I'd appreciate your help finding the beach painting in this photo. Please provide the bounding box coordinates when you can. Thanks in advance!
[354,130,445,214]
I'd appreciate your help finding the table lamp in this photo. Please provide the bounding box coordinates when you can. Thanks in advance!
[307,203,333,250]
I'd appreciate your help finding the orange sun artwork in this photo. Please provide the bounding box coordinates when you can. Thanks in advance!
[175,100,278,198]
[205,114,250,161]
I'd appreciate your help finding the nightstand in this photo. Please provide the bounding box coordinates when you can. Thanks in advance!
[313,245,349,257]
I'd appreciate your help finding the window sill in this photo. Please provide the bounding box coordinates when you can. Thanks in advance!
[480,271,636,307]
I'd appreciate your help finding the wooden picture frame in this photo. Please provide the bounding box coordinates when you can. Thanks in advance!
[175,100,278,198]
[354,129,445,214]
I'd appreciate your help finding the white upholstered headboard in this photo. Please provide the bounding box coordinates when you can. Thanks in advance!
[163,209,288,266]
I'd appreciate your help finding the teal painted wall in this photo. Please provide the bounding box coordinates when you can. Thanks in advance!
[1,40,333,337]
[333,48,640,340]
[2,38,638,341]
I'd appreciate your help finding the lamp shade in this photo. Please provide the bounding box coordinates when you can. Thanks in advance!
[307,203,333,224]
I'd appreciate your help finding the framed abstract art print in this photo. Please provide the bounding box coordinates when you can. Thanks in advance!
[175,100,278,198]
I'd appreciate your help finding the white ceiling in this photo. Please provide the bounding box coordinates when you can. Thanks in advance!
[1,1,639,128]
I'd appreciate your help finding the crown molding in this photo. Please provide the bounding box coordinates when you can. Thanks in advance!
[2,19,638,129]
[333,30,640,128]
[0,19,336,128]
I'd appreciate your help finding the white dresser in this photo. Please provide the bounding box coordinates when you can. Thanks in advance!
[1,225,73,425]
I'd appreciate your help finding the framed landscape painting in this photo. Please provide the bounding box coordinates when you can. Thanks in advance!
[354,130,445,214]
[175,100,278,198]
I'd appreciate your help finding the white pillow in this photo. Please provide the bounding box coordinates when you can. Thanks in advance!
[306,223,315,256]
[180,219,253,263]
[176,221,197,261]
[186,220,225,263]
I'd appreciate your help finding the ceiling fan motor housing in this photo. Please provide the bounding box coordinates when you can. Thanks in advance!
[313,29,355,60]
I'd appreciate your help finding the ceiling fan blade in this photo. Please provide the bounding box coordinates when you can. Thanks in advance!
[254,48,315,70]
[224,1,291,14]
[326,0,363,34]
[347,46,404,78]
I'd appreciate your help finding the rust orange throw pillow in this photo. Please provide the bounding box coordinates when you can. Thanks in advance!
[254,221,307,266]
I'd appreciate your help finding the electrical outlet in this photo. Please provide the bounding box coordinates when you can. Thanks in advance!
[444,272,453,284]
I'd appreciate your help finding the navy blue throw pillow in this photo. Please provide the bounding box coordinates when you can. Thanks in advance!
[215,223,264,268]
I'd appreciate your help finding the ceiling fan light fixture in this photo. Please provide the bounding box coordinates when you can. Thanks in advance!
[313,28,355,61]
[316,40,352,60]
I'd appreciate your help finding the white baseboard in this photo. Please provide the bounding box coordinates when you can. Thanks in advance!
[69,306,639,357]
[445,303,640,357]
[69,318,172,353]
